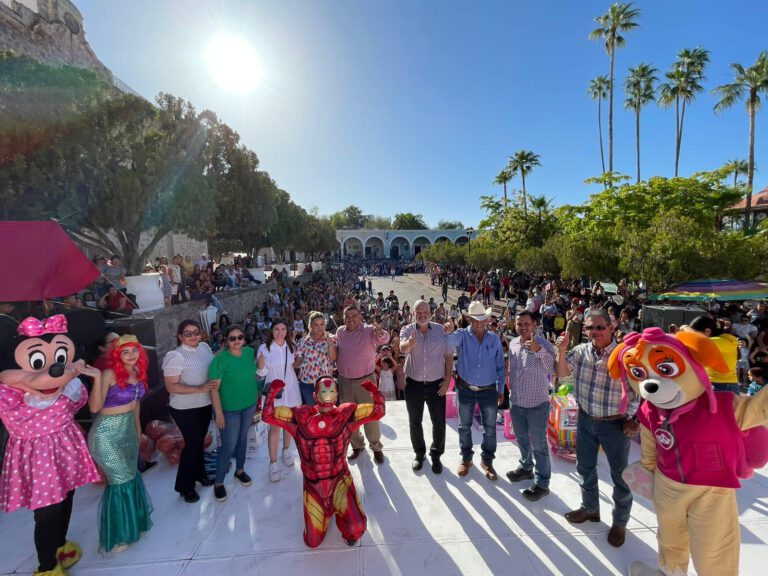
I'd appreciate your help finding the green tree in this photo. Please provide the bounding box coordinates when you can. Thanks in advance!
[362,215,392,229]
[392,212,428,229]
[658,47,710,176]
[528,194,554,247]
[589,2,641,175]
[436,219,465,230]
[493,168,514,209]
[3,91,217,273]
[329,205,365,229]
[588,75,610,175]
[515,246,560,275]
[721,159,751,188]
[507,150,541,215]
[713,52,768,227]
[624,63,658,182]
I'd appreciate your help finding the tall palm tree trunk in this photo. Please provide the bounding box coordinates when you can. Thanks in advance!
[674,97,681,177]
[503,182,508,210]
[746,98,756,228]
[609,49,615,174]
[521,172,528,216]
[598,98,606,174]
[635,101,641,183]
[677,100,688,177]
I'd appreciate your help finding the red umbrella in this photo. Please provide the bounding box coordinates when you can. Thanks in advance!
[0,221,100,301]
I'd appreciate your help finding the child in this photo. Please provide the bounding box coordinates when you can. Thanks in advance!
[553,311,566,339]
[377,357,397,401]
[747,366,765,396]
[737,338,750,387]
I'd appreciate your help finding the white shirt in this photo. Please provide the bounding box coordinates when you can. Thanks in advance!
[162,343,214,409]
[257,342,301,408]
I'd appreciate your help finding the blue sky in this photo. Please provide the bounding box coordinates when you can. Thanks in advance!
[76,0,768,228]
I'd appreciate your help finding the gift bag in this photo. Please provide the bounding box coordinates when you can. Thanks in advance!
[503,409,516,440]
[445,390,458,418]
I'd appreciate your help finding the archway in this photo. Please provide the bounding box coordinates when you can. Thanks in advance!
[364,236,385,259]
[434,236,451,244]
[454,236,469,246]
[342,237,363,259]
[388,236,410,259]
[412,236,431,256]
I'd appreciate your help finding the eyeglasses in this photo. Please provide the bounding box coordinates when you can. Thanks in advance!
[228,335,245,341]
[584,325,608,331]
[182,330,201,337]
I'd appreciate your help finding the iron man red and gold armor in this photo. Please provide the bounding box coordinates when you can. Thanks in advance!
[262,376,385,547]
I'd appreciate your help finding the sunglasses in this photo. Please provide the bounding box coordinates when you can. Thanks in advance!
[584,325,608,331]
[182,330,201,337]
[228,335,245,342]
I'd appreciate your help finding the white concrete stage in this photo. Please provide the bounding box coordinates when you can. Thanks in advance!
[2,401,767,575]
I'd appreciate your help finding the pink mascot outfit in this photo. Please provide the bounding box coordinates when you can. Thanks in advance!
[0,316,102,576]
[262,376,385,547]
[608,327,768,576]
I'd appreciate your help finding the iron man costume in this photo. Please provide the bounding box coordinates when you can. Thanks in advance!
[262,377,385,547]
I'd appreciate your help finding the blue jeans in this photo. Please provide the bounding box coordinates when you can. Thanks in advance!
[713,383,740,394]
[575,410,632,526]
[300,382,317,406]
[511,402,551,489]
[457,386,498,463]
[215,402,258,484]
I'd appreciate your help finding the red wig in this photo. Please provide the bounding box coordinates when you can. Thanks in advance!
[110,338,149,390]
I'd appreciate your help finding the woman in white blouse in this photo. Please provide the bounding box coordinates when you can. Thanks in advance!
[257,319,301,482]
[162,320,220,503]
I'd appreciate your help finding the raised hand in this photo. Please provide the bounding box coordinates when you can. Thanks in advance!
[268,379,286,397]
[556,334,569,353]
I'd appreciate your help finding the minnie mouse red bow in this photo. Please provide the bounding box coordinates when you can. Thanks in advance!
[17,315,69,337]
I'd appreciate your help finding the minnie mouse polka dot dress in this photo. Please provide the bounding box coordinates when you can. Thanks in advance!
[0,380,101,512]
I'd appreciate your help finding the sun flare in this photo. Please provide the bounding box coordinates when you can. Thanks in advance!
[205,35,263,94]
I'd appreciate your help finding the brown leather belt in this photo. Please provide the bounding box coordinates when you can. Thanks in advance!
[582,411,624,421]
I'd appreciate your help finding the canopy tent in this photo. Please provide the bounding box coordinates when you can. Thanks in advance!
[0,220,100,301]
[650,279,768,302]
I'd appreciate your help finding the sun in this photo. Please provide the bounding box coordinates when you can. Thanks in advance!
[205,35,263,94]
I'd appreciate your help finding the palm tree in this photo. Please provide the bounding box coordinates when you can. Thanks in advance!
[722,159,751,188]
[507,150,541,216]
[589,2,641,175]
[588,75,610,175]
[529,194,552,246]
[624,63,658,182]
[713,52,768,227]
[493,167,515,210]
[658,47,710,176]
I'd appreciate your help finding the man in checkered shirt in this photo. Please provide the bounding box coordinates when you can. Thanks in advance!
[505,310,556,501]
[555,309,639,548]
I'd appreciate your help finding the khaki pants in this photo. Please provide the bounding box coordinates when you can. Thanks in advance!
[654,470,739,576]
[339,373,383,452]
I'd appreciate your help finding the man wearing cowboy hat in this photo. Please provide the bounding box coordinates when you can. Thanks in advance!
[446,301,506,480]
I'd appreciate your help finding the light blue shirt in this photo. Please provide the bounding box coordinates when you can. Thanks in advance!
[446,327,505,393]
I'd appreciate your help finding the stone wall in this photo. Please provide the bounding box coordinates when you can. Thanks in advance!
[0,0,111,78]
[132,281,276,360]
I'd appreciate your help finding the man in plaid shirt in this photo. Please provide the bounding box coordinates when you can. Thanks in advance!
[505,311,556,501]
[556,309,639,548]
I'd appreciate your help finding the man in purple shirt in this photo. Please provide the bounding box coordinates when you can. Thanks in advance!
[335,305,390,463]
[506,310,555,501]
[399,300,454,474]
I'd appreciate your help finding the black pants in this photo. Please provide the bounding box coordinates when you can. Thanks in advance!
[404,377,446,458]
[34,490,74,571]
[169,405,212,494]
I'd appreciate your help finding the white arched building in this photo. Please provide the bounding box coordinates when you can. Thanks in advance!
[335,229,469,259]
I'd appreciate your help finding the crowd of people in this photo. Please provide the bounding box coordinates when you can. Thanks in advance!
[3,260,768,575]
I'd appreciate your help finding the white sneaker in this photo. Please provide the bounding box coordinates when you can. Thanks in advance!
[282,449,294,467]
[269,462,281,482]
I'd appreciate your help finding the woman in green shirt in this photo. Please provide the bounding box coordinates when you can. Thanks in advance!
[209,324,261,502]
